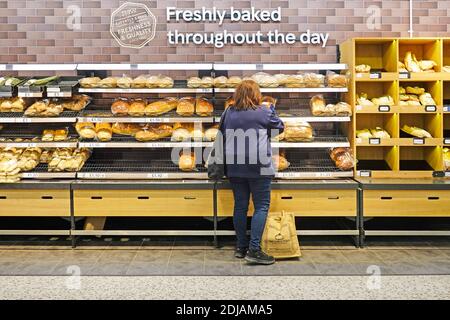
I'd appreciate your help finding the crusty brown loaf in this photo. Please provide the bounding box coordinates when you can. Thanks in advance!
[195,97,214,116]
[128,99,146,117]
[179,152,196,171]
[111,98,130,116]
[112,123,142,136]
[310,95,327,116]
[145,98,178,116]
[176,97,196,116]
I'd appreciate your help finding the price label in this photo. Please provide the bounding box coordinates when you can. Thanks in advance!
[425,105,437,112]
[413,138,424,145]
[255,63,264,71]
[147,173,169,179]
[200,88,212,93]
[145,118,170,123]
[22,173,39,178]
[444,139,450,145]
[83,143,105,148]
[130,64,139,70]
[5,64,13,71]
[83,173,107,179]
[445,172,450,177]
[378,105,390,112]
[278,172,299,178]
[370,73,381,79]
[17,118,32,123]
[46,87,61,92]
[399,72,411,79]
[19,92,40,98]
[147,143,166,148]
[314,172,332,178]
[369,138,381,145]
[444,106,449,112]
[359,170,371,177]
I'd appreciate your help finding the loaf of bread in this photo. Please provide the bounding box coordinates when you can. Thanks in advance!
[132,75,149,88]
[42,130,54,142]
[54,128,68,142]
[177,97,196,116]
[335,102,352,116]
[355,64,371,73]
[329,147,354,171]
[419,93,436,106]
[187,77,202,88]
[283,121,313,142]
[79,77,101,88]
[213,76,228,88]
[135,124,173,142]
[196,97,214,116]
[310,95,328,116]
[64,95,90,111]
[145,98,178,116]
[171,127,191,142]
[95,123,112,142]
[76,122,96,139]
[179,152,196,171]
[406,86,425,95]
[112,123,142,136]
[111,98,130,116]
[97,77,118,88]
[0,97,27,112]
[272,154,290,171]
[304,73,325,88]
[117,76,133,89]
[226,76,242,88]
[204,125,219,142]
[327,73,348,88]
[128,99,146,117]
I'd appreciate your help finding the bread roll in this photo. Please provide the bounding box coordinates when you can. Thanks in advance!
[406,86,425,95]
[98,77,118,88]
[79,77,101,88]
[179,152,196,171]
[117,76,132,88]
[145,98,178,116]
[128,99,146,117]
[54,129,68,142]
[327,73,348,88]
[111,98,130,116]
[195,97,213,116]
[132,75,149,88]
[213,76,228,88]
[283,75,305,88]
[65,95,90,111]
[304,73,325,88]
[171,128,191,142]
[95,123,112,142]
[158,76,174,88]
[204,125,219,142]
[355,64,371,73]
[76,122,96,139]
[226,76,242,88]
[272,154,290,171]
[200,77,213,88]
[42,130,54,142]
[177,97,195,116]
[187,77,202,88]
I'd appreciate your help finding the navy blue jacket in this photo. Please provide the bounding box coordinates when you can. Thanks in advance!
[220,105,284,178]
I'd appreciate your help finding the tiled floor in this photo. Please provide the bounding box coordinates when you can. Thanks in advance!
[0,237,450,276]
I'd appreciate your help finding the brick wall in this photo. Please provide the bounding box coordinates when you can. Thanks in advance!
[0,0,449,65]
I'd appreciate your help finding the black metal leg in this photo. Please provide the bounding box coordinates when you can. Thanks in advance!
[213,184,219,248]
[358,188,365,248]
[69,188,76,249]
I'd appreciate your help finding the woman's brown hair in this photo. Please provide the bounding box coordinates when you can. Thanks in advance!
[232,80,262,110]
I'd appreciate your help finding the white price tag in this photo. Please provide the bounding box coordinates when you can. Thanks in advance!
[279,172,299,178]
[22,173,39,178]
[145,118,170,123]
[84,143,104,148]
[84,173,107,179]
[445,172,450,177]
[200,88,211,93]
[370,73,381,79]
[147,143,166,148]
[17,118,32,123]
[255,63,264,71]
[444,106,449,112]
[147,173,169,179]
[425,105,437,112]
[314,172,332,178]
[378,105,390,112]
[399,72,410,79]
[413,138,424,145]
[444,139,450,145]
[359,171,371,177]
[369,138,381,145]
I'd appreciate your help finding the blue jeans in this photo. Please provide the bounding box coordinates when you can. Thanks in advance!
[229,177,272,251]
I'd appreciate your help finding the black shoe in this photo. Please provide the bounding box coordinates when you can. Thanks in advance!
[244,249,275,265]
[235,247,248,259]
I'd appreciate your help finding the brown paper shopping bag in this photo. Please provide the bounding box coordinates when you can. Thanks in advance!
[261,210,301,259]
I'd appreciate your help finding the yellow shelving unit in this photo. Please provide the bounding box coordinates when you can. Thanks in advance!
[341,37,448,178]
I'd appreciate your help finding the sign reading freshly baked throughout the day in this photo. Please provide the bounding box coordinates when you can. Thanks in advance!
[110,2,157,49]
[110,3,329,49]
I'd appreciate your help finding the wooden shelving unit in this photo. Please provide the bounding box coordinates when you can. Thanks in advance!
[341,37,449,179]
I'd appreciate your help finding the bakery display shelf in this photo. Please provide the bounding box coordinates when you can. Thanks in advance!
[214,87,348,94]
[399,105,442,113]
[398,72,447,81]
[78,80,213,94]
[78,109,216,123]
[19,164,76,179]
[78,136,213,148]
[0,139,78,148]
[355,104,399,113]
[78,159,207,180]
[398,131,443,146]
[213,63,348,71]
[355,72,398,82]
[46,77,81,98]
[0,111,79,123]
[275,159,352,179]
[273,136,350,149]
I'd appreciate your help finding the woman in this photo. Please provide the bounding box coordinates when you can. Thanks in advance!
[220,80,284,265]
